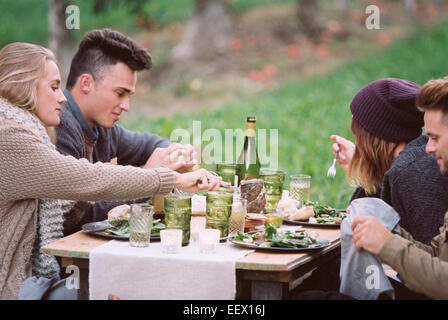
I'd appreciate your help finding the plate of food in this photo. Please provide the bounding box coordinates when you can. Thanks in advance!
[279,200,347,228]
[82,204,165,240]
[230,224,330,252]
[82,218,165,241]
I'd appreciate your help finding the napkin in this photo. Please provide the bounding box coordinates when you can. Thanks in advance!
[89,240,253,300]
[339,198,400,300]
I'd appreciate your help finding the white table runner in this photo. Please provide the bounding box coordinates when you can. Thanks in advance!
[89,240,253,300]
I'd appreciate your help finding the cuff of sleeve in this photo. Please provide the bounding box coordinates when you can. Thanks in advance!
[154,167,174,194]
[378,234,409,266]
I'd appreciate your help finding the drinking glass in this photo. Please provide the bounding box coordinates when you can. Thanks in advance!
[216,163,237,185]
[129,203,154,247]
[160,229,183,254]
[198,229,221,254]
[164,195,192,246]
[289,174,311,208]
[228,196,247,237]
[260,169,285,213]
[205,190,234,238]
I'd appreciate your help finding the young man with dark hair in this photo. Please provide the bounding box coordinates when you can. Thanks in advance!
[56,29,197,235]
[350,77,448,299]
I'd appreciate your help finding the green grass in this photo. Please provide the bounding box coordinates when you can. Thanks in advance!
[122,20,448,209]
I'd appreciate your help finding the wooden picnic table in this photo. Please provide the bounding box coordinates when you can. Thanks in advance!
[42,219,341,300]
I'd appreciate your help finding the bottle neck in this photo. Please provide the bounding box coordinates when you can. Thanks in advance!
[245,122,256,137]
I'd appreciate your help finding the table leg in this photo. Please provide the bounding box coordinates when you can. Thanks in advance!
[251,281,290,300]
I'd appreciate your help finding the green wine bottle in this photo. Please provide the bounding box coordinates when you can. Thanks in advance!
[236,116,261,184]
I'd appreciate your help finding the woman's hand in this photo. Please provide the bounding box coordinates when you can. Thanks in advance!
[173,169,224,193]
[330,135,355,172]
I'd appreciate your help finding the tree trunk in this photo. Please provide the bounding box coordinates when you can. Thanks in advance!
[171,0,231,62]
[48,0,75,84]
[297,0,323,39]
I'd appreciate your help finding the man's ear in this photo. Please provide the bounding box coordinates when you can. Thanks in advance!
[78,73,94,94]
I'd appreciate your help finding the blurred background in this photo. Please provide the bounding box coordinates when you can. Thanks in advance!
[2,0,448,208]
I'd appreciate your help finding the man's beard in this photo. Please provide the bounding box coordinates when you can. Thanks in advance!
[441,157,448,176]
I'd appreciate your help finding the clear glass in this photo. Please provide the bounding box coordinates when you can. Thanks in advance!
[260,169,285,213]
[164,195,192,246]
[160,229,182,254]
[129,203,154,248]
[199,229,220,254]
[228,196,247,237]
[206,190,234,238]
[289,174,311,208]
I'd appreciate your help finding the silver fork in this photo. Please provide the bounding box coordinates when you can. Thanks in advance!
[327,152,338,178]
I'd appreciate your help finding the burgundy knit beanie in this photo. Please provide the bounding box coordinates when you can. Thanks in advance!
[350,78,424,142]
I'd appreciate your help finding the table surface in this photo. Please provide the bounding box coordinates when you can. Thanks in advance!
[42,223,341,272]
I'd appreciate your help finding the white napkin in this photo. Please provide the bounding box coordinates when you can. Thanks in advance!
[89,240,253,300]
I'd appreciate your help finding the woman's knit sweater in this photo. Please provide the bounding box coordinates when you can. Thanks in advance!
[0,98,174,299]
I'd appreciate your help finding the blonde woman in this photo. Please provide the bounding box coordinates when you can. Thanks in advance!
[0,42,222,299]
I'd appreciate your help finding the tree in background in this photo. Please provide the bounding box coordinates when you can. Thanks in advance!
[48,0,75,83]
[297,0,323,40]
[171,0,232,62]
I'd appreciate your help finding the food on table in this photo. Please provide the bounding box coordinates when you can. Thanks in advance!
[277,198,346,224]
[240,179,266,214]
[103,219,165,237]
[288,205,315,221]
[233,224,324,249]
[264,213,283,228]
[244,213,266,232]
[304,201,347,224]
[107,204,131,221]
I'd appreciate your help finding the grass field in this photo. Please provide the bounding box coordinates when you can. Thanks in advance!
[121,20,448,209]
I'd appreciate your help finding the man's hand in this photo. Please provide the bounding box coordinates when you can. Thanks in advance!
[330,135,355,172]
[144,143,197,173]
[173,169,223,193]
[351,216,393,254]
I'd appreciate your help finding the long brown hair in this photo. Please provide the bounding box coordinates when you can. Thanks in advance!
[347,120,402,194]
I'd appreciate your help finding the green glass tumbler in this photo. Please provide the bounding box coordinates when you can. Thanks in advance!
[205,190,234,238]
[216,163,237,185]
[260,169,286,213]
[164,195,192,246]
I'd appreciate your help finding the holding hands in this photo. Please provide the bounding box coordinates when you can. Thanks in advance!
[330,135,355,172]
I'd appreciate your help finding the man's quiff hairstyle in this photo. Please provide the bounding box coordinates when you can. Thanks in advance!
[66,28,152,89]
[417,77,448,125]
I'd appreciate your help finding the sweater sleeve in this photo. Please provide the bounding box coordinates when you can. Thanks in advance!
[378,234,448,299]
[113,125,171,167]
[0,123,174,202]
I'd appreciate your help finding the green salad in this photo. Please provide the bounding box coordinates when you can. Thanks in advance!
[304,201,347,224]
[233,224,324,249]
[103,219,165,237]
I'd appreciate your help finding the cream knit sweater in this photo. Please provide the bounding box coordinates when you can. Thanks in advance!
[0,98,174,299]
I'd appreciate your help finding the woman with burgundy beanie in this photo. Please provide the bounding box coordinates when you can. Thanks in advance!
[332,77,448,244]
